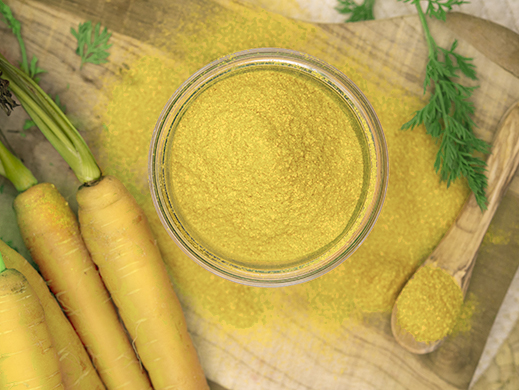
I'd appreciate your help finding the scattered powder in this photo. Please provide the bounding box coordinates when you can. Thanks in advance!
[96,2,470,331]
[452,292,479,336]
[483,226,511,246]
[239,0,307,21]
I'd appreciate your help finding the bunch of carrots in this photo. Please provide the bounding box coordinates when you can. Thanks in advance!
[0,34,208,390]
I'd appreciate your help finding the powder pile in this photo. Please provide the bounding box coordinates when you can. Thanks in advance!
[396,265,463,343]
[96,1,471,331]
[168,68,370,264]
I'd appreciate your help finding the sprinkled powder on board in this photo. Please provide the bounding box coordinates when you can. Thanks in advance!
[240,0,309,21]
[96,56,186,196]
[167,67,372,264]
[396,265,463,343]
[96,2,472,332]
[451,292,478,336]
[482,226,511,246]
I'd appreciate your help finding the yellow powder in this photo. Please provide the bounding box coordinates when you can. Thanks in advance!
[451,292,478,336]
[96,2,470,330]
[483,226,511,246]
[167,67,371,265]
[239,0,307,21]
[396,265,464,343]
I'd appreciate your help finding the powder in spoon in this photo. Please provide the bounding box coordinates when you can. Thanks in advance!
[166,67,372,265]
[396,265,463,343]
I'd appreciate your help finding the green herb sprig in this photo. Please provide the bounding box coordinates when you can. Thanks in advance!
[0,2,74,135]
[1,0,49,132]
[0,0,46,82]
[0,3,104,182]
[420,0,469,20]
[399,0,488,210]
[71,21,112,69]
[336,0,376,22]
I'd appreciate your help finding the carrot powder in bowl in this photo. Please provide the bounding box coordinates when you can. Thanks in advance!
[149,48,388,286]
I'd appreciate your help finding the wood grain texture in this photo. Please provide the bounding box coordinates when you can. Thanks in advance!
[443,13,519,79]
[1,1,519,389]
[472,314,519,390]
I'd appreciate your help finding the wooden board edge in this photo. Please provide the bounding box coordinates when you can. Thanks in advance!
[444,12,519,79]
[316,12,519,79]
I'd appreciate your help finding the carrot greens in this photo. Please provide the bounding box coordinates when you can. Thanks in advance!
[23,93,67,130]
[336,0,375,22]
[0,0,46,81]
[71,21,112,69]
[399,0,488,210]
[0,0,104,182]
[0,53,102,183]
[419,0,469,19]
[0,0,55,134]
[0,137,37,192]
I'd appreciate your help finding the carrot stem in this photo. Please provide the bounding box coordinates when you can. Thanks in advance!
[0,138,37,191]
[0,53,101,183]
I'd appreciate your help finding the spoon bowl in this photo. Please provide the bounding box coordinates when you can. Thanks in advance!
[391,303,443,354]
[392,101,519,354]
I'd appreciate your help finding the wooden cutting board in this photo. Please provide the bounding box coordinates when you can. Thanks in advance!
[1,0,519,389]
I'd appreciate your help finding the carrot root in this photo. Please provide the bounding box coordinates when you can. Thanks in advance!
[0,267,65,390]
[77,175,209,390]
[0,237,105,390]
[14,182,153,390]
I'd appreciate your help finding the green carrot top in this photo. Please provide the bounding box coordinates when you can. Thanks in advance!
[0,138,37,192]
[0,53,102,184]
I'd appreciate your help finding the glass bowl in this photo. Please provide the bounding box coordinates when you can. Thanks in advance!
[149,48,388,287]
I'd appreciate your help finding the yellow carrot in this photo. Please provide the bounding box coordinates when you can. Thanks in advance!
[14,182,154,390]
[1,54,207,390]
[77,175,209,390]
[0,238,105,390]
[0,254,64,389]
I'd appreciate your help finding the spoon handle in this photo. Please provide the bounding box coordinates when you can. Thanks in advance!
[425,102,519,294]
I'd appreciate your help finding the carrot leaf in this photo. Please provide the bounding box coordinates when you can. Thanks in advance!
[0,0,46,82]
[71,21,112,69]
[336,0,376,22]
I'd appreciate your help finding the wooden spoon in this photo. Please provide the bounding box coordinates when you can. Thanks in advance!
[391,102,519,354]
